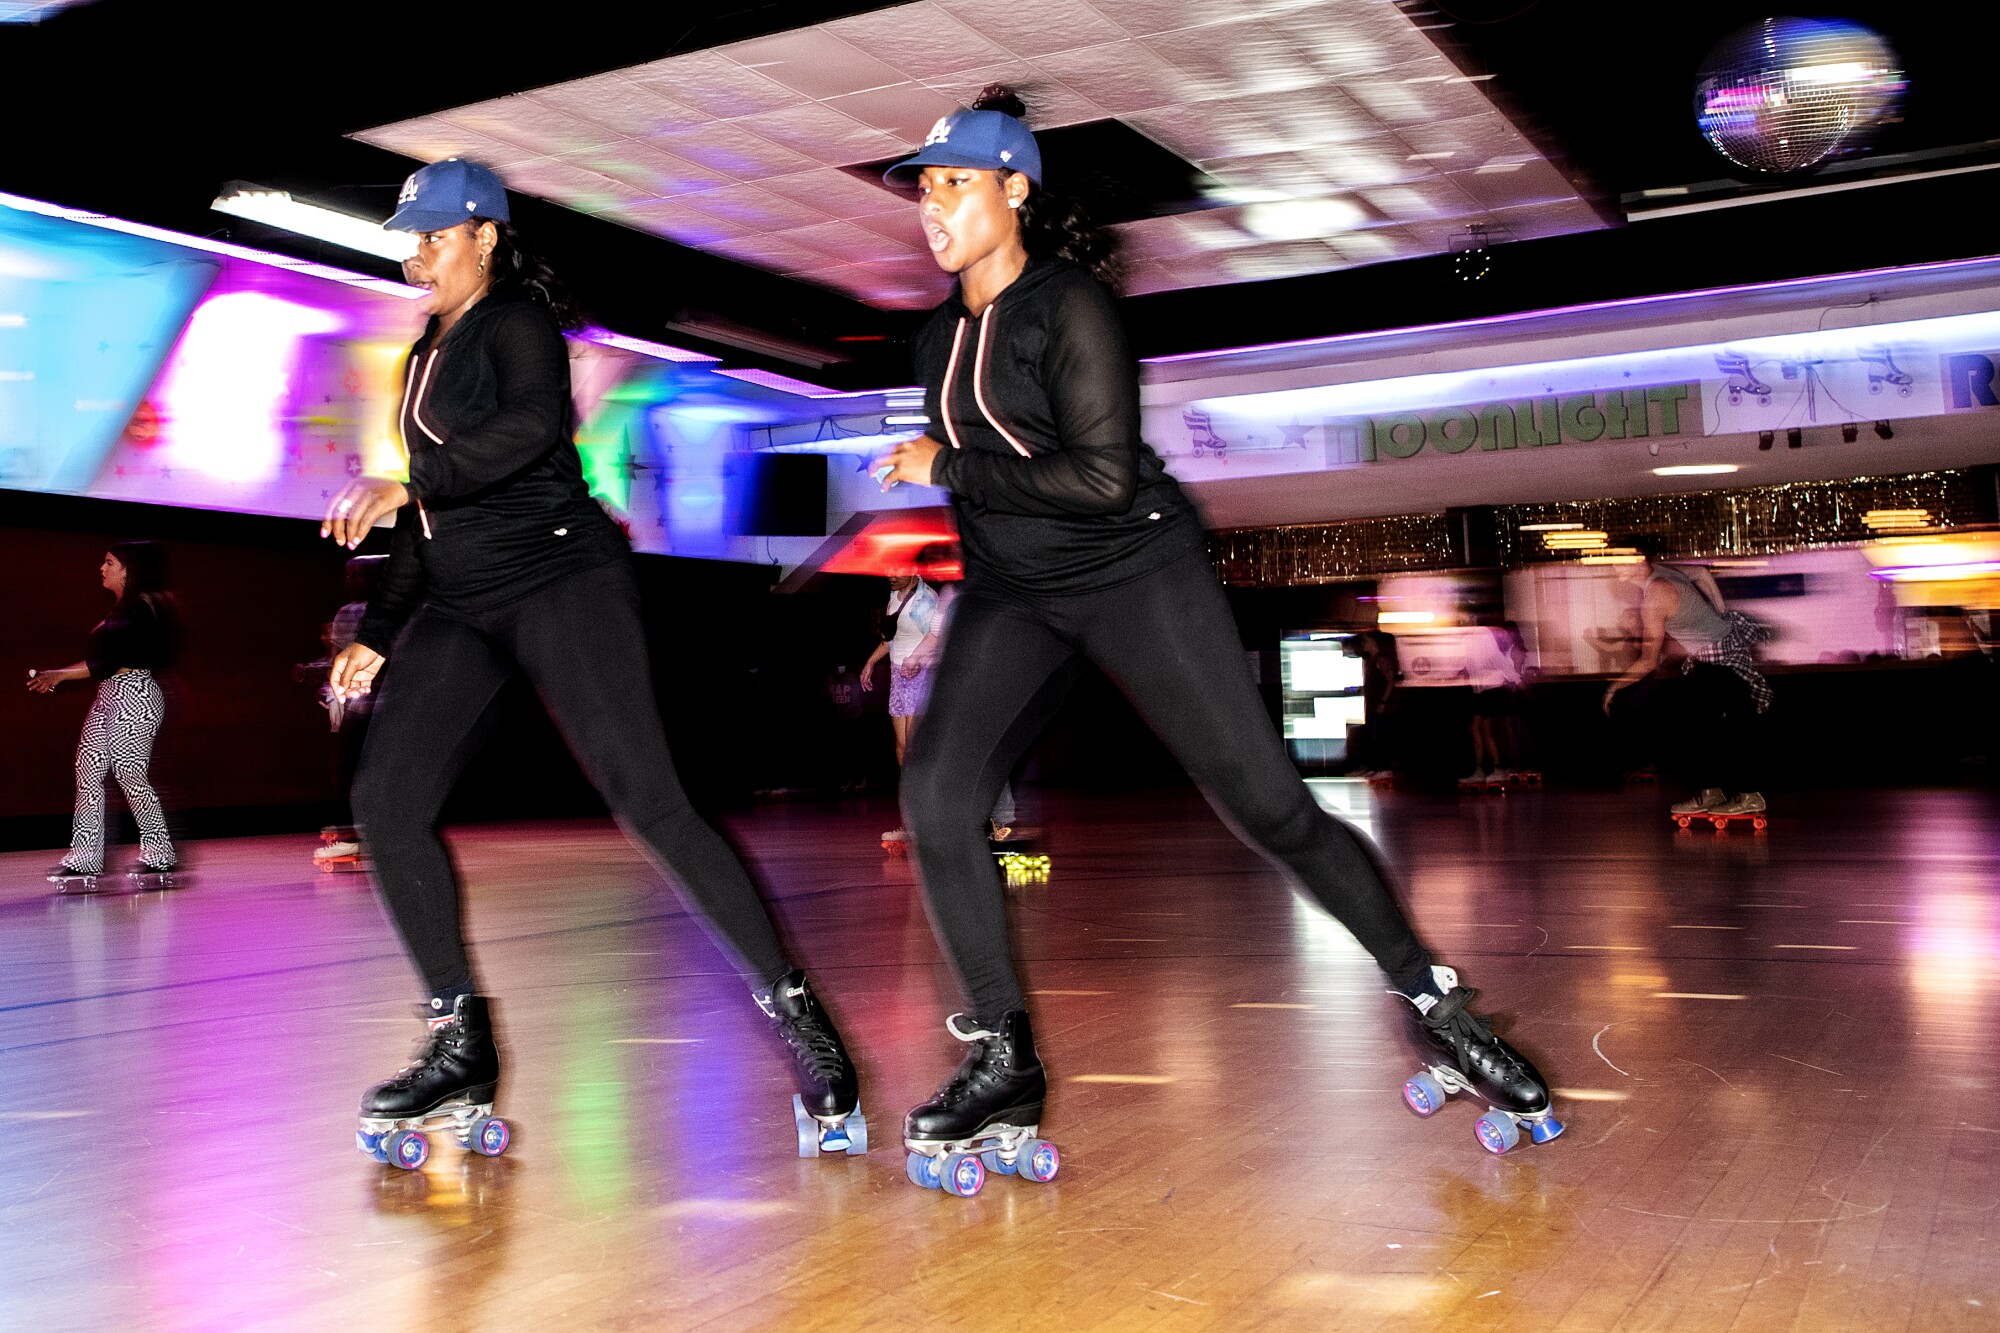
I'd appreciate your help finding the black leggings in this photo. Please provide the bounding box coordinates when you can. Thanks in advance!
[901,546,1434,1021]
[1675,662,1759,794]
[352,559,791,996]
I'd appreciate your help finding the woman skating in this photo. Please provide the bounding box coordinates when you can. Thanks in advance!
[870,93,1561,1187]
[28,541,181,892]
[322,159,861,1166]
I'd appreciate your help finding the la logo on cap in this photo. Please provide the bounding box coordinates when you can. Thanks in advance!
[924,115,953,146]
[397,175,421,205]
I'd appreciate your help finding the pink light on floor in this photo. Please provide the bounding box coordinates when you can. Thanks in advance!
[156,292,341,484]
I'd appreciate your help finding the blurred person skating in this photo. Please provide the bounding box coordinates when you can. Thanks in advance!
[294,554,387,869]
[1461,622,1522,787]
[861,570,943,847]
[27,542,181,891]
[321,160,862,1164]
[870,92,1561,1187]
[1344,629,1401,780]
[1602,540,1771,818]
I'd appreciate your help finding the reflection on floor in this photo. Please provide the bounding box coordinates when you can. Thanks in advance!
[2,785,1996,1330]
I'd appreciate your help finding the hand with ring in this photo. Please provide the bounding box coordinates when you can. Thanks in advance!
[322,477,410,549]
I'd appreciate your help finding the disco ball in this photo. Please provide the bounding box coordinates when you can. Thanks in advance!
[1694,18,1906,173]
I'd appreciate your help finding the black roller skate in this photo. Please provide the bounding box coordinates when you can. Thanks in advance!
[126,861,184,891]
[47,863,103,895]
[756,970,866,1157]
[903,1011,1061,1198]
[1399,966,1562,1155]
[356,995,511,1171]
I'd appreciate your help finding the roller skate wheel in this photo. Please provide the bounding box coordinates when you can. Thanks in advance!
[843,1110,868,1155]
[1018,1138,1060,1183]
[940,1152,985,1197]
[1403,1072,1448,1118]
[1527,1116,1565,1146]
[468,1116,510,1157]
[1675,816,1692,828]
[1475,1112,1521,1155]
[792,1094,821,1158]
[906,1152,941,1189]
[1753,817,1768,831]
[386,1129,431,1170]
[981,1148,1017,1177]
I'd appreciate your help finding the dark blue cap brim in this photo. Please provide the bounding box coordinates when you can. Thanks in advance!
[882,147,1041,188]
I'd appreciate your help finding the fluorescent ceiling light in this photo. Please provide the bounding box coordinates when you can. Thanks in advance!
[883,414,931,425]
[1518,522,1584,531]
[213,185,416,263]
[1239,198,1369,241]
[1651,463,1740,476]
[1377,610,1436,625]
[579,327,720,364]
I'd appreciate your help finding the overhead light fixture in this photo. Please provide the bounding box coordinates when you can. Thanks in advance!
[1874,420,1894,439]
[1377,610,1437,625]
[1519,522,1585,532]
[1787,427,1803,448]
[211,183,416,262]
[1758,430,1775,450]
[1863,508,1931,531]
[1841,422,1859,442]
[1238,197,1368,241]
[882,414,931,426]
[1652,463,1740,476]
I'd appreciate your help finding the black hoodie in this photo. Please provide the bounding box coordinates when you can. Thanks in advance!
[357,292,627,654]
[916,259,1203,597]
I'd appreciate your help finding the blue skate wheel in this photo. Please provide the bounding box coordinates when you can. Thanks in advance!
[792,1095,820,1158]
[981,1148,1017,1177]
[906,1152,941,1189]
[940,1152,985,1198]
[1475,1112,1521,1155]
[1403,1072,1447,1118]
[387,1129,430,1170]
[844,1110,868,1156]
[469,1116,511,1157]
[1528,1116,1565,1146]
[1018,1138,1060,1184]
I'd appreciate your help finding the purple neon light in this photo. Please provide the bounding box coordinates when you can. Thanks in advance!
[1141,251,2000,368]
[715,367,911,400]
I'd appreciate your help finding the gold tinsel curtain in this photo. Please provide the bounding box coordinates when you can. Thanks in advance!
[1210,470,1992,587]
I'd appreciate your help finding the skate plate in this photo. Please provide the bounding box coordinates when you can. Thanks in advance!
[126,869,185,891]
[904,1122,1060,1198]
[1401,1062,1563,1156]
[315,854,369,874]
[792,1094,868,1157]
[48,871,105,896]
[357,1100,512,1171]
[1458,777,1510,795]
[1671,809,1768,832]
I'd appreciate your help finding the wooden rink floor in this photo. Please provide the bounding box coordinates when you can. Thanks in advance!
[2,784,1997,1332]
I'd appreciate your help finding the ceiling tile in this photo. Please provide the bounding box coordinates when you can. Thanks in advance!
[653,120,817,179]
[501,159,655,212]
[1326,227,1422,266]
[775,218,932,266]
[938,0,1130,59]
[355,119,543,170]
[441,96,625,157]
[1031,40,1187,115]
[704,232,837,273]
[1449,158,1584,212]
[1360,178,1482,222]
[1143,21,1323,101]
[674,182,828,233]
[822,3,1015,77]
[733,102,907,165]
[570,142,737,198]
[719,28,911,100]
[1085,0,1246,38]
[759,168,909,219]
[601,197,740,247]
[621,50,807,119]
[1487,197,1607,241]
[822,83,962,141]
[528,74,711,141]
[917,63,1108,128]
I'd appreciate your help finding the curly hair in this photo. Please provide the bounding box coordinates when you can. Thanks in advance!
[473,218,585,330]
[970,86,1122,291]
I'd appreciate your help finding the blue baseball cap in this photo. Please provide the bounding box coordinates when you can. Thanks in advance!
[384,158,511,233]
[884,109,1043,188]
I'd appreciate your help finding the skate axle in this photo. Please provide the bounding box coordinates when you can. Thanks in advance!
[904,1122,1059,1197]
